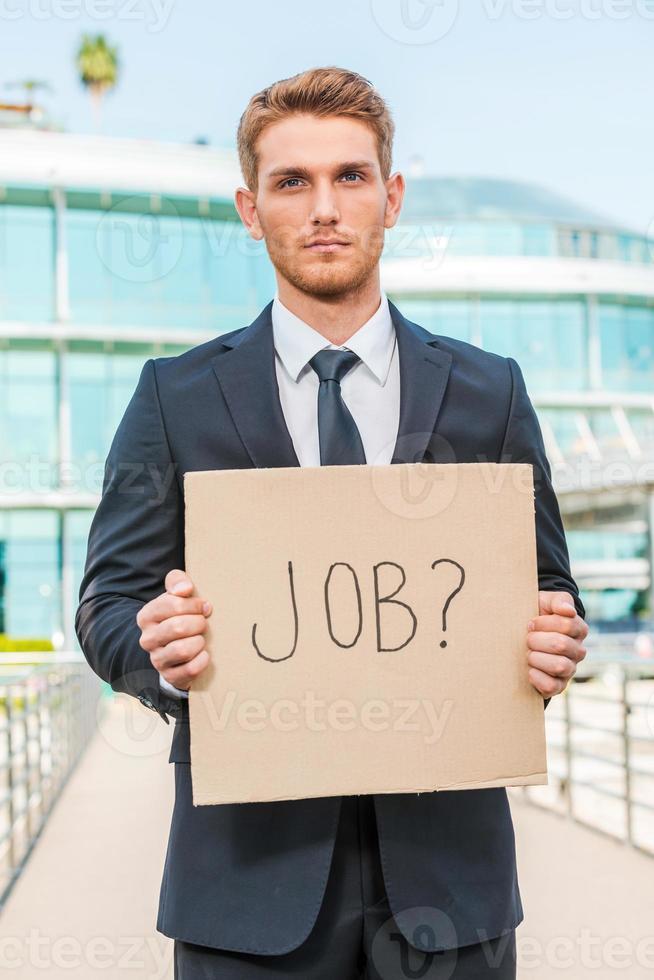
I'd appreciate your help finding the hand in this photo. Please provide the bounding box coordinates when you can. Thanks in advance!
[137,569,212,692]
[526,590,588,700]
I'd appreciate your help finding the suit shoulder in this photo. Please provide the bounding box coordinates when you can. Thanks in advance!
[148,325,247,378]
[425,332,511,385]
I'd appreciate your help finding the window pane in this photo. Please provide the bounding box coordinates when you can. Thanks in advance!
[66,510,94,651]
[0,350,58,491]
[68,352,147,475]
[67,208,275,330]
[0,511,59,640]
[393,299,473,342]
[0,205,54,321]
[599,303,654,392]
[480,299,586,391]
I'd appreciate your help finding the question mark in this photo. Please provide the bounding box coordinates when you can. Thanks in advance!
[431,559,465,648]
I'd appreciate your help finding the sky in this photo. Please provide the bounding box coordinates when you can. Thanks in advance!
[0,0,652,233]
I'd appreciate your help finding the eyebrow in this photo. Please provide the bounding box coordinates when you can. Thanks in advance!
[265,160,376,181]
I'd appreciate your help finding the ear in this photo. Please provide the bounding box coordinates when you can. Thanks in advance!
[234,186,264,241]
[384,171,405,229]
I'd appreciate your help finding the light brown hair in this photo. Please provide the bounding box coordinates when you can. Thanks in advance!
[236,66,395,194]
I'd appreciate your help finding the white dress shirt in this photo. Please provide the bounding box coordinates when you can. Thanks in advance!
[159,290,400,700]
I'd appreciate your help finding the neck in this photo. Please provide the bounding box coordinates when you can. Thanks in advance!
[276,275,382,346]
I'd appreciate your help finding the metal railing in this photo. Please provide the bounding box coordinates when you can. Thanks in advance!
[519,663,654,856]
[0,653,103,910]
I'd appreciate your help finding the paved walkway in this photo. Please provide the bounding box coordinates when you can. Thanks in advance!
[1,696,652,979]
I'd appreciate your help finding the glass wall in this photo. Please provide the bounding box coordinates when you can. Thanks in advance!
[1,191,653,639]
[599,303,654,392]
[387,219,652,264]
[479,299,587,391]
[0,509,96,642]
[567,528,648,562]
[69,351,148,473]
[0,348,58,492]
[0,205,54,321]
[394,298,473,342]
[395,297,588,392]
[67,209,275,330]
[0,510,60,639]
[65,509,95,641]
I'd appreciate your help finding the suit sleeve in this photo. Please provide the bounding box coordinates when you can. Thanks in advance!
[74,358,185,723]
[160,673,189,699]
[500,356,586,709]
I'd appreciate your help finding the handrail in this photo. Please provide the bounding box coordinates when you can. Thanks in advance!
[0,657,103,910]
[519,664,654,855]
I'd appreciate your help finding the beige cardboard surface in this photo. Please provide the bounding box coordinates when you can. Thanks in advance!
[184,463,546,806]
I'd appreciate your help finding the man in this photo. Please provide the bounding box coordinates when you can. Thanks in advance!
[76,67,588,979]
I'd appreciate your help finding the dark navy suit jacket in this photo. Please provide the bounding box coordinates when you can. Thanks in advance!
[75,297,584,955]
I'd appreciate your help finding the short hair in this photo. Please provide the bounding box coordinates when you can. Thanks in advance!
[236,66,395,194]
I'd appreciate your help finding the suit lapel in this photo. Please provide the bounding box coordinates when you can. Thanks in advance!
[211,301,301,468]
[387,298,453,464]
[210,298,452,469]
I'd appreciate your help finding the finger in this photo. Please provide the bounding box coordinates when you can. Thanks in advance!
[147,592,211,624]
[527,649,577,680]
[165,568,194,596]
[528,613,585,639]
[527,630,581,659]
[539,590,577,617]
[143,613,209,650]
[528,665,568,698]
[151,633,207,671]
[160,649,211,690]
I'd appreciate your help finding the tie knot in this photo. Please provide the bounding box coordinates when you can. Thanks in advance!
[309,348,361,384]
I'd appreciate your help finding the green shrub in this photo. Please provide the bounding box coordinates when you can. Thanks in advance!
[0,635,55,652]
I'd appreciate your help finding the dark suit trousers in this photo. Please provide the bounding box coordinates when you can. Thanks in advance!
[173,794,517,980]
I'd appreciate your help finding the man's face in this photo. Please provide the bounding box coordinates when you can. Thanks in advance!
[235,114,403,299]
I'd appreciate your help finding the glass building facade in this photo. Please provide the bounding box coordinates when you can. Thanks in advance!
[0,135,652,646]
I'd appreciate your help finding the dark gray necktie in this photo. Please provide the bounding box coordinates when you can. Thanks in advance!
[308,348,367,465]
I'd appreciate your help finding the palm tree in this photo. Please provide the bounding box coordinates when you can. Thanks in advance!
[76,34,119,127]
[4,80,51,123]
[5,79,52,105]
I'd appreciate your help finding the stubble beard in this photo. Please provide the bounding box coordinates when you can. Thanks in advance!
[265,235,385,301]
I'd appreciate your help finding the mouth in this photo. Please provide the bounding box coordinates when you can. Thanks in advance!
[304,242,350,253]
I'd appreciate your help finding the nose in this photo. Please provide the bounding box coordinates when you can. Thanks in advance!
[308,178,341,225]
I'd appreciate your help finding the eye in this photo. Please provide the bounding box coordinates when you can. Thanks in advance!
[278,172,364,189]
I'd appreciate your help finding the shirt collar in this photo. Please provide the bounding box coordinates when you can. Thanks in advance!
[271,290,396,385]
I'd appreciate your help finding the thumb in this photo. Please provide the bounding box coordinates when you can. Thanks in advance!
[165,568,194,596]
[540,590,576,616]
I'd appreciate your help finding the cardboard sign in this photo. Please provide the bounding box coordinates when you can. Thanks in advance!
[184,463,547,806]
